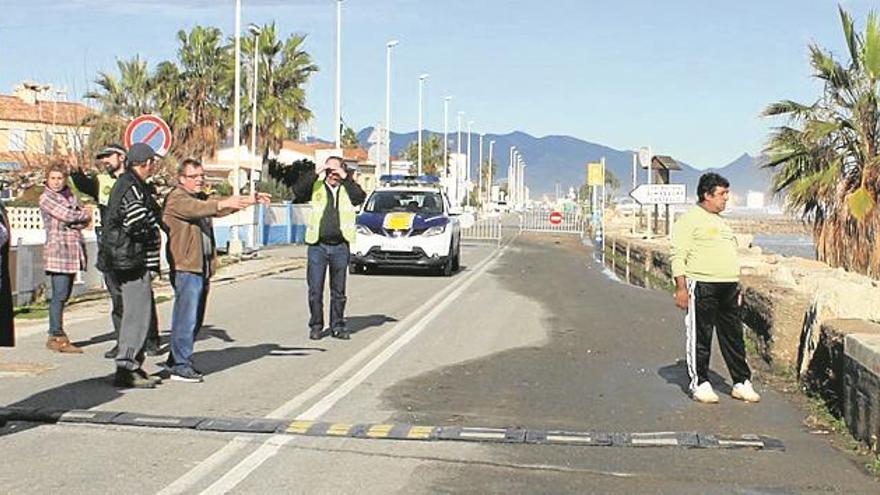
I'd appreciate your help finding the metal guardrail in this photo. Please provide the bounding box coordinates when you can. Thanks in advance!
[519,209,588,235]
[461,216,503,246]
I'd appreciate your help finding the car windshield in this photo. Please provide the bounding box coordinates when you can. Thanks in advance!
[365,191,445,215]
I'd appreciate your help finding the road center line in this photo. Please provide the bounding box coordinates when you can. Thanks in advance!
[159,241,512,495]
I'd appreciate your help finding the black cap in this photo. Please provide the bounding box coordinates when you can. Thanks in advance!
[96,144,127,159]
[126,143,159,166]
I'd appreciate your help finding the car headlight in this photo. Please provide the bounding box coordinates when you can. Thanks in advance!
[423,224,446,236]
[356,225,373,235]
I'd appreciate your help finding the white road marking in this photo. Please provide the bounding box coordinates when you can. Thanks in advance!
[158,241,512,495]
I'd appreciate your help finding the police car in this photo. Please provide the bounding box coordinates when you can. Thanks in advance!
[351,175,462,276]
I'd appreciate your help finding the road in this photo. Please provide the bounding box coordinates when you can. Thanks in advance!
[0,228,877,494]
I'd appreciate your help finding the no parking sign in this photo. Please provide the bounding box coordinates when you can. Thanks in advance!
[124,115,172,157]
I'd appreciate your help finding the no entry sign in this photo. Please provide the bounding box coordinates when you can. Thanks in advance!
[124,115,172,157]
[549,211,564,225]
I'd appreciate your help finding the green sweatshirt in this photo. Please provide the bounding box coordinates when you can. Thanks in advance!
[670,206,739,282]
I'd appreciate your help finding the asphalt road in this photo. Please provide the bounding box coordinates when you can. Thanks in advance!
[0,231,877,494]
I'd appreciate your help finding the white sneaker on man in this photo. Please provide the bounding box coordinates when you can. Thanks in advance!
[691,381,720,404]
[732,380,761,403]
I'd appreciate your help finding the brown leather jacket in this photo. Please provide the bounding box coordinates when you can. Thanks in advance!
[162,186,221,276]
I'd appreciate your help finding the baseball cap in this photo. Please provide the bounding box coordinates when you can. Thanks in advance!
[96,143,127,159]
[126,142,159,166]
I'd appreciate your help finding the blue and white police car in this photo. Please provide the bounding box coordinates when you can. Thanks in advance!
[351,175,462,276]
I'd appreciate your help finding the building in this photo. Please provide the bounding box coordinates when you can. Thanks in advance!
[0,82,93,197]
[272,140,377,195]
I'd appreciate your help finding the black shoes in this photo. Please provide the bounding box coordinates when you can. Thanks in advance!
[104,345,118,359]
[113,368,161,389]
[309,328,324,340]
[331,328,350,340]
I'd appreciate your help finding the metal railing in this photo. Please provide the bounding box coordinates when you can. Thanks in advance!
[519,208,588,235]
[461,216,503,246]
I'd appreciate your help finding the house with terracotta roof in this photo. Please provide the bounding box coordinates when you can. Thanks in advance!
[272,139,378,194]
[0,82,93,172]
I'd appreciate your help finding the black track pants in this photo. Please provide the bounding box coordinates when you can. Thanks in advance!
[685,281,751,391]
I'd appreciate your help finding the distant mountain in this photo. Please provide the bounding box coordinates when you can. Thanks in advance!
[356,127,771,199]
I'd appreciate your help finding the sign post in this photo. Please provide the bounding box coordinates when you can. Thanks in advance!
[629,183,687,237]
[124,115,173,157]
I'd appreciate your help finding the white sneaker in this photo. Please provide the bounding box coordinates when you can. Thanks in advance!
[732,380,761,403]
[692,382,720,404]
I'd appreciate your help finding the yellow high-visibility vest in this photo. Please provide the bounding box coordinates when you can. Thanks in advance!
[305,180,357,244]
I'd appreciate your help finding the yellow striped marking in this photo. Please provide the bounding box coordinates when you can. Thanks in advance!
[407,426,435,439]
[327,423,353,436]
[366,424,394,438]
[286,420,315,434]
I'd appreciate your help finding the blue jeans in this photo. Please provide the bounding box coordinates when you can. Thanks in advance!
[168,271,210,372]
[307,243,349,332]
[48,272,74,336]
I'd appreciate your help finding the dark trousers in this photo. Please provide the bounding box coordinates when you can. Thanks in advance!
[48,272,74,336]
[685,281,751,391]
[307,243,349,332]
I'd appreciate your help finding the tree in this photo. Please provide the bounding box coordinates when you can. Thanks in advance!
[241,24,319,156]
[762,7,880,277]
[402,134,445,175]
[341,126,359,149]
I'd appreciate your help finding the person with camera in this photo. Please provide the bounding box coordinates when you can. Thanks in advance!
[292,156,366,341]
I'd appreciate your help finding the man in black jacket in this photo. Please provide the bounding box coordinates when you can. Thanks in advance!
[293,157,366,340]
[73,144,161,358]
[97,143,163,388]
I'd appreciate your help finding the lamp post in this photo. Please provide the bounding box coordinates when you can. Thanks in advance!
[478,133,484,210]
[443,96,452,182]
[456,111,463,205]
[230,0,243,255]
[488,140,495,204]
[417,74,428,175]
[334,0,343,148]
[508,146,516,205]
[385,40,399,175]
[466,120,473,206]
[248,22,261,250]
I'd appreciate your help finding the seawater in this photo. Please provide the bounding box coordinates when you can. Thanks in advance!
[751,234,815,259]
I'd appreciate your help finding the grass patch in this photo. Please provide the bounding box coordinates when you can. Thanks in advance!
[13,304,49,320]
[806,396,848,434]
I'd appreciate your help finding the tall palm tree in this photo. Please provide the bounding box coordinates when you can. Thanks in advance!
[241,24,319,155]
[763,7,880,277]
[403,134,445,175]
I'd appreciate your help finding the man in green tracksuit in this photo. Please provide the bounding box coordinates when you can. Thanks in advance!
[671,172,760,404]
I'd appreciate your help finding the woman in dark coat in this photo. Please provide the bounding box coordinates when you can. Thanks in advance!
[0,200,14,347]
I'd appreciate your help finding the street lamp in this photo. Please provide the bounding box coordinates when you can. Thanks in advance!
[334,0,343,148]
[488,140,495,204]
[443,95,452,181]
[508,146,516,205]
[417,74,429,176]
[478,133,484,209]
[230,0,243,255]
[456,111,463,204]
[248,22,261,250]
[385,39,399,175]
[466,120,473,206]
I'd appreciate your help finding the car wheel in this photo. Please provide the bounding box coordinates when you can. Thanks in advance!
[349,263,360,275]
[441,257,453,277]
[451,243,461,272]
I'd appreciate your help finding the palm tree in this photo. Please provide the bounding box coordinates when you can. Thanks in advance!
[241,24,319,156]
[402,133,445,175]
[763,7,880,277]
[83,56,155,160]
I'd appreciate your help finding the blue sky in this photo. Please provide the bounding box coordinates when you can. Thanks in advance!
[1,0,876,168]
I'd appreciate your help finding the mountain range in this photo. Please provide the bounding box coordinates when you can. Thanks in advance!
[356,127,774,201]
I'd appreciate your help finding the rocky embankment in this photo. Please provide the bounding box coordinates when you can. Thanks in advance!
[602,212,880,451]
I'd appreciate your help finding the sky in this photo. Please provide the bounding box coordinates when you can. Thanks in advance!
[1,0,876,169]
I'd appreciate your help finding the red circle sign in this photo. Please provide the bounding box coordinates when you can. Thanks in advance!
[124,114,173,157]
[549,211,563,225]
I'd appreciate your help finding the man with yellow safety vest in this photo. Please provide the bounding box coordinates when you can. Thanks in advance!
[293,156,366,341]
[71,144,161,357]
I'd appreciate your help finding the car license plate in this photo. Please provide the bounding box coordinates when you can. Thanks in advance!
[383,212,415,231]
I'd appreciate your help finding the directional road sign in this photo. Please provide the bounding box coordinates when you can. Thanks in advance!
[549,211,564,225]
[629,184,687,205]
[124,115,172,157]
